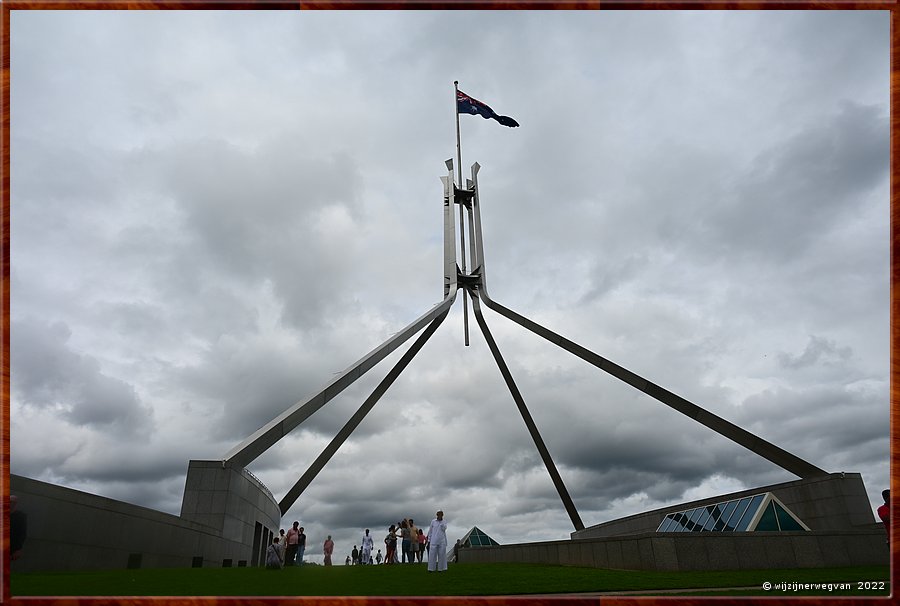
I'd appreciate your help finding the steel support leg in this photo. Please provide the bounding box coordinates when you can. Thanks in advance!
[477,290,827,479]
[466,162,825,480]
[468,288,585,531]
[279,308,451,514]
[222,288,457,469]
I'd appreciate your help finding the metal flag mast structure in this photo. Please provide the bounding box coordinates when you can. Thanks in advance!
[221,85,828,531]
[454,80,469,347]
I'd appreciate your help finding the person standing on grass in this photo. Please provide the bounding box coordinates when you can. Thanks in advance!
[297,526,307,565]
[400,519,412,564]
[352,545,359,565]
[285,521,300,566]
[408,519,419,564]
[384,524,398,565]
[878,489,890,544]
[266,537,283,569]
[375,549,383,564]
[417,528,426,562]
[361,529,374,565]
[275,535,286,566]
[426,510,448,572]
[323,535,335,566]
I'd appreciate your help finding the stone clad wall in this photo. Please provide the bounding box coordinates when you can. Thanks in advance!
[457,529,888,571]
[572,473,875,540]
[457,473,887,572]
[180,460,281,552]
[10,461,281,572]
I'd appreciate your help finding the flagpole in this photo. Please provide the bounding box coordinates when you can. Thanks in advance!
[454,80,470,347]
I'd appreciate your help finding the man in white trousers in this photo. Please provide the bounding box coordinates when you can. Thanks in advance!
[426,510,448,572]
[361,529,374,565]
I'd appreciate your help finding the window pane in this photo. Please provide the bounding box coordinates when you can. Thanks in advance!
[775,503,805,531]
[735,494,766,531]
[695,508,712,532]
[755,501,780,531]
[702,504,725,531]
[668,512,689,532]
[657,516,674,532]
[685,507,705,531]
[722,497,753,531]
[712,500,739,531]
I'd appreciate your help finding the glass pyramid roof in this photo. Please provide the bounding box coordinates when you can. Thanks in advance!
[460,526,501,547]
[656,492,809,533]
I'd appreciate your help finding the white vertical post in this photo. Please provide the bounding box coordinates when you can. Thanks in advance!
[454,81,469,346]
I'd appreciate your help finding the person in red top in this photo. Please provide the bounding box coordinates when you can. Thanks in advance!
[877,489,890,544]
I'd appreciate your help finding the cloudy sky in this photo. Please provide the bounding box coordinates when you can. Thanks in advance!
[10,10,889,564]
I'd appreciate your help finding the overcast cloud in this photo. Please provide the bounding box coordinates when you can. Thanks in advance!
[9,10,889,564]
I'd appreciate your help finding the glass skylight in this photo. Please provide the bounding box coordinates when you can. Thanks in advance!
[655,492,809,533]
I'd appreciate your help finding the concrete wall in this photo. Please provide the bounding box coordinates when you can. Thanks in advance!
[456,473,887,572]
[458,528,889,571]
[180,460,281,553]
[10,460,281,572]
[572,473,874,540]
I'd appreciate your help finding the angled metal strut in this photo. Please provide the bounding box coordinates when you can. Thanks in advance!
[278,308,451,514]
[223,163,462,470]
[468,286,585,530]
[223,157,826,534]
[464,161,827,481]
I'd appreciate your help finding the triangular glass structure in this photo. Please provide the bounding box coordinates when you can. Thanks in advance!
[459,526,501,547]
[656,492,810,533]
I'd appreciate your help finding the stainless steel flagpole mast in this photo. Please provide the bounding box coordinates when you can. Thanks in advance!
[454,80,470,346]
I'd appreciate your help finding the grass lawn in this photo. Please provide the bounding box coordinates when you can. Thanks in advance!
[10,563,890,597]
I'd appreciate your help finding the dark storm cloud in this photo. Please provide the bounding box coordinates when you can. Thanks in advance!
[11,318,153,434]
[737,385,887,457]
[703,103,888,262]
[28,444,191,488]
[171,334,369,444]
[138,135,366,329]
[778,335,853,370]
[9,11,888,556]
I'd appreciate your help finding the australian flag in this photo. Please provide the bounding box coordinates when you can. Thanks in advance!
[457,89,519,128]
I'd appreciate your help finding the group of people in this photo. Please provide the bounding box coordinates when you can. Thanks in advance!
[353,511,448,571]
[266,510,450,572]
[266,521,307,569]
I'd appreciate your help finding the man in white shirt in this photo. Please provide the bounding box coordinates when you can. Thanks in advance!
[426,510,448,572]
[360,528,374,565]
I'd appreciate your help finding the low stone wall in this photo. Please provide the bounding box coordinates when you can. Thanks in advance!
[10,462,281,572]
[457,528,889,571]
[572,473,875,539]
